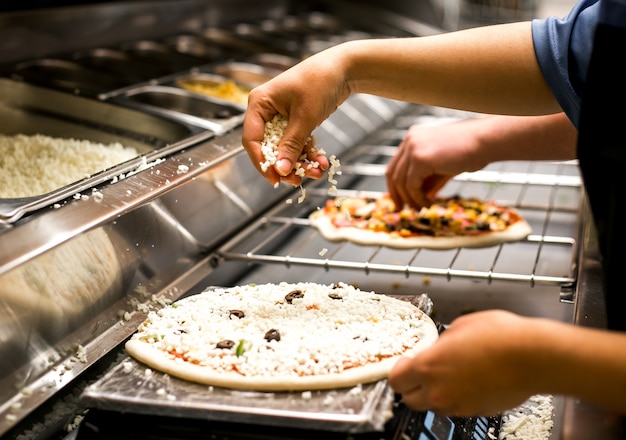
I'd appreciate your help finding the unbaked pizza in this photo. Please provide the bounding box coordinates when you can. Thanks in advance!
[309,194,532,249]
[125,282,438,391]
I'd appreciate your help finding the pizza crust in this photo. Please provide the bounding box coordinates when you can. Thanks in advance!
[309,210,532,249]
[125,282,439,391]
[125,337,436,391]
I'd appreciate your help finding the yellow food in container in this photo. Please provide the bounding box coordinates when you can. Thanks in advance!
[178,79,250,105]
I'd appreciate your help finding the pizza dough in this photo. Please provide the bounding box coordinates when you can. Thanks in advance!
[309,194,532,249]
[125,282,438,391]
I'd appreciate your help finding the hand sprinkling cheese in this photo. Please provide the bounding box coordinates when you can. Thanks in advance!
[260,114,341,200]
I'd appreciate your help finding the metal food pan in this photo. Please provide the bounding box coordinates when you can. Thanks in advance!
[0,78,209,223]
[209,60,282,87]
[201,27,278,56]
[245,52,300,71]
[10,58,128,96]
[71,47,169,84]
[111,84,245,133]
[118,40,213,73]
[282,12,347,35]
[162,34,226,60]
[257,18,310,42]
[231,22,302,55]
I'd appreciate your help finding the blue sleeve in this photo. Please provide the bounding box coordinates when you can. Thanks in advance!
[600,0,626,28]
[531,0,600,128]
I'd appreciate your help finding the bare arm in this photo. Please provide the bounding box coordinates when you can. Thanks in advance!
[388,310,626,416]
[242,22,562,185]
[344,23,557,115]
[386,112,577,208]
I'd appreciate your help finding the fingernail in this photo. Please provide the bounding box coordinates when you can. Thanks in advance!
[276,159,292,176]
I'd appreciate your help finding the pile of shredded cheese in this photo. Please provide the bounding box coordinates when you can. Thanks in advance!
[498,395,554,440]
[0,134,139,198]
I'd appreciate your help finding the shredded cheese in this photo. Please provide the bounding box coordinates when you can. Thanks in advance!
[129,282,433,379]
[0,134,139,198]
[499,395,554,440]
[259,114,341,201]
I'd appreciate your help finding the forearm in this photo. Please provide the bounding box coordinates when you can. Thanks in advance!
[468,112,578,165]
[520,319,626,413]
[336,22,561,115]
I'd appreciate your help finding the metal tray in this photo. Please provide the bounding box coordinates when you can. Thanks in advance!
[71,47,170,84]
[79,292,435,433]
[81,356,396,433]
[10,58,128,96]
[110,84,245,133]
[211,60,284,87]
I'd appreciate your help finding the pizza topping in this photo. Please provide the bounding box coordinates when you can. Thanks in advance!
[216,340,235,349]
[308,193,532,250]
[321,194,523,237]
[229,310,245,319]
[235,339,252,357]
[264,329,281,342]
[285,289,304,303]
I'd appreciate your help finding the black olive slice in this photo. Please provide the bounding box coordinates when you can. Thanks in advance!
[229,309,245,319]
[285,290,304,303]
[216,339,235,349]
[264,329,281,342]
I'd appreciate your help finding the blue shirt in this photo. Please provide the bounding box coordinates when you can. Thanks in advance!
[532,0,600,128]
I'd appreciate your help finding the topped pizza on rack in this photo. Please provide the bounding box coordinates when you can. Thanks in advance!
[309,193,532,249]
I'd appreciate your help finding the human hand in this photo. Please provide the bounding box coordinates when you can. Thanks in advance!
[385,118,487,209]
[388,310,539,417]
[242,47,351,186]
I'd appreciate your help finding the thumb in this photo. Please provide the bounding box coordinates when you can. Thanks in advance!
[275,119,317,177]
[388,356,414,392]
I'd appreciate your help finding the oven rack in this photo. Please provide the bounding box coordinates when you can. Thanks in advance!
[216,174,583,289]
